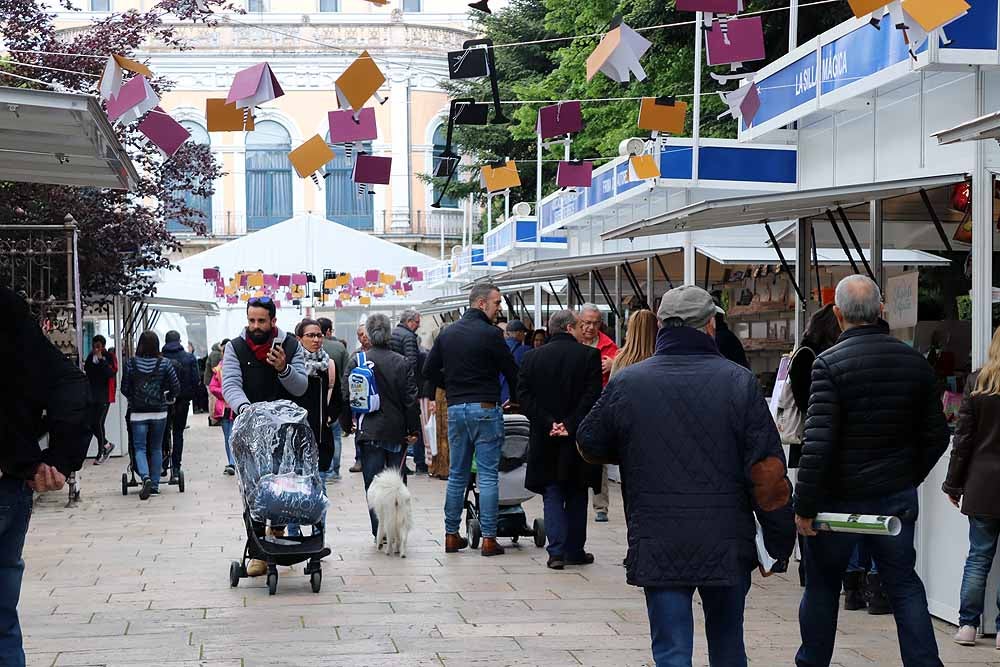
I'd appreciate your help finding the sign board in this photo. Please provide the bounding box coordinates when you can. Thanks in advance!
[885,271,920,331]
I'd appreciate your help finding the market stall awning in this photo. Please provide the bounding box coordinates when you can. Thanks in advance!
[467,247,682,290]
[603,174,968,240]
[143,296,220,316]
[696,246,951,266]
[0,87,138,190]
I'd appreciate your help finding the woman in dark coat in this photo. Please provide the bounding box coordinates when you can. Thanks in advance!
[517,310,603,570]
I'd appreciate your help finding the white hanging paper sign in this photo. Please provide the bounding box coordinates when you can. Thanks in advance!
[885,271,919,331]
[586,22,652,84]
[98,54,153,102]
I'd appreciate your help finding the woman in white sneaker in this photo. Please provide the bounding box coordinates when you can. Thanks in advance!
[944,326,1000,648]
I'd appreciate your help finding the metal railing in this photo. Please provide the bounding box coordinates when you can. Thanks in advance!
[378,210,464,238]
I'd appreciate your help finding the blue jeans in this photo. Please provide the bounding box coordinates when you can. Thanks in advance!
[360,441,405,537]
[959,516,1000,631]
[132,418,167,490]
[330,423,342,475]
[445,404,503,538]
[644,567,752,667]
[846,543,878,574]
[796,488,941,667]
[542,483,588,560]
[0,478,32,667]
[221,417,234,466]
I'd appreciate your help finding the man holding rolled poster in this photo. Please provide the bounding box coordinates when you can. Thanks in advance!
[793,275,950,667]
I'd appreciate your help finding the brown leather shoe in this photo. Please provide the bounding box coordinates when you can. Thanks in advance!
[445,533,468,553]
[481,537,505,557]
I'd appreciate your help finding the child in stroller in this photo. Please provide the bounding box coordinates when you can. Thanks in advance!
[227,400,331,596]
[464,413,546,548]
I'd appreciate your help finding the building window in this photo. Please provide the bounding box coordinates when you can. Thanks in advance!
[432,123,459,209]
[247,0,267,11]
[402,0,421,11]
[319,0,339,10]
[168,121,213,234]
[246,121,293,231]
[91,0,111,10]
[325,140,374,231]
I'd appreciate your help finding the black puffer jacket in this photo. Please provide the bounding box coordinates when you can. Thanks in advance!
[793,324,950,519]
[578,326,794,589]
[390,323,421,383]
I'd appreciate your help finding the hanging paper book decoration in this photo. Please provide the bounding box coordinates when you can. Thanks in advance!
[328,107,377,159]
[138,107,190,158]
[628,154,660,181]
[481,160,521,193]
[718,80,761,126]
[432,98,490,209]
[586,21,652,84]
[353,153,391,196]
[847,0,895,25]
[99,54,153,102]
[538,101,583,140]
[675,0,743,29]
[206,98,255,132]
[469,0,491,12]
[705,16,765,69]
[637,97,688,135]
[106,75,159,125]
[289,135,335,188]
[884,3,924,59]
[447,39,509,124]
[556,160,594,189]
[903,0,968,35]
[335,51,387,112]
[226,62,284,126]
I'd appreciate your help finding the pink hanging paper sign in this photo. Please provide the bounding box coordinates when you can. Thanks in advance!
[106,75,157,123]
[706,17,765,67]
[226,295,239,304]
[675,0,740,12]
[335,300,343,308]
[365,269,380,283]
[291,273,308,284]
[392,281,402,290]
[203,268,220,281]
[404,282,414,292]
[538,101,584,140]
[556,161,594,188]
[739,83,761,125]
[214,285,225,298]
[413,271,424,282]
[352,277,367,289]
[278,274,291,287]
[274,301,281,309]
[226,62,284,107]
[329,107,378,144]
[401,266,417,278]
[239,274,249,287]
[263,274,279,289]
[353,154,392,185]
[138,107,190,157]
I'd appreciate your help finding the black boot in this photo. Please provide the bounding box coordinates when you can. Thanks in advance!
[843,570,867,611]
[866,572,892,615]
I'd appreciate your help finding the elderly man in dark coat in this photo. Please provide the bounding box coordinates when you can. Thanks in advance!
[518,309,603,570]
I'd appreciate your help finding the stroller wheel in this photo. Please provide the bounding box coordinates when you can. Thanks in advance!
[267,571,278,596]
[178,470,185,493]
[533,518,546,548]
[310,570,322,594]
[229,561,241,588]
[121,473,129,496]
[469,518,481,550]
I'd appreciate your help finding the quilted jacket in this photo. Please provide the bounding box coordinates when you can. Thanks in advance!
[793,324,950,519]
[578,326,795,589]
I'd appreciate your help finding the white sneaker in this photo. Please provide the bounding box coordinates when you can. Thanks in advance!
[954,625,977,646]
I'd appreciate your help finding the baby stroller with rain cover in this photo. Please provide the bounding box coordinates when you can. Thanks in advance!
[465,413,546,548]
[228,400,331,595]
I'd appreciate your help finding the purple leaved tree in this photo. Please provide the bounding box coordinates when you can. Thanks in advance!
[0,0,240,304]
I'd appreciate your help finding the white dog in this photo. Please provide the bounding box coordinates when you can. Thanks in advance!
[366,468,413,558]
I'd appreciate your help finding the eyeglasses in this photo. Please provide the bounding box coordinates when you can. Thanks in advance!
[248,296,274,307]
[301,332,323,339]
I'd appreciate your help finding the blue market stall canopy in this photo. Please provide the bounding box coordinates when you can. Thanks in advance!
[484,215,567,261]
[477,247,682,290]
[741,0,999,142]
[603,173,968,239]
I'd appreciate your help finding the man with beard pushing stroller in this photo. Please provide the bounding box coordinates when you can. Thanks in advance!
[222,296,308,577]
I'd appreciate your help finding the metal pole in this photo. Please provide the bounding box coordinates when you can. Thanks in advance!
[614,265,623,346]
[972,70,993,368]
[789,0,799,52]
[869,200,884,289]
[439,209,445,260]
[533,283,542,331]
[646,257,655,310]
[683,234,696,285]
[692,12,703,185]
[536,131,543,250]
[794,219,810,346]
[487,195,492,234]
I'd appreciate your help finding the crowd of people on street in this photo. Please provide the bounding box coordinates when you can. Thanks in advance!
[7,271,1000,666]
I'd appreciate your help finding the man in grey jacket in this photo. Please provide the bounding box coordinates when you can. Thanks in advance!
[221,297,308,416]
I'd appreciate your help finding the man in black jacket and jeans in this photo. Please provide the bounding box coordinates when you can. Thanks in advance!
[162,331,200,483]
[391,309,426,474]
[578,285,794,667]
[794,275,950,667]
[0,288,91,665]
[424,283,519,557]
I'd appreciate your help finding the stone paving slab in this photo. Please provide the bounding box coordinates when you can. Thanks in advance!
[16,419,1000,666]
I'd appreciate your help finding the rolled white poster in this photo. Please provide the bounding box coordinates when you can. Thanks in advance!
[813,513,902,536]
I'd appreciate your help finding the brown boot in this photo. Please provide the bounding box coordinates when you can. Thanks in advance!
[445,533,468,553]
[481,537,505,557]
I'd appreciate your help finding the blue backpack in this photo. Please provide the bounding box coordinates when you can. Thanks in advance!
[348,351,380,414]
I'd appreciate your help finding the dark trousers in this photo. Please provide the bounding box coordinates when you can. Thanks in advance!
[0,478,32,667]
[796,488,941,667]
[412,426,427,473]
[89,402,110,454]
[162,400,190,471]
[644,567,752,667]
[360,441,405,537]
[542,483,589,560]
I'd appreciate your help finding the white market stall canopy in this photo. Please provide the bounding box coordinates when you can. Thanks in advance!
[697,246,951,267]
[0,87,137,191]
[604,174,968,239]
[478,247,683,290]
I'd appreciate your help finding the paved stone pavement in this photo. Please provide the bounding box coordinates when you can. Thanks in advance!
[16,419,1000,666]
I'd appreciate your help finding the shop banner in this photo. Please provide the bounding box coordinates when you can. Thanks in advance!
[886,271,919,331]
